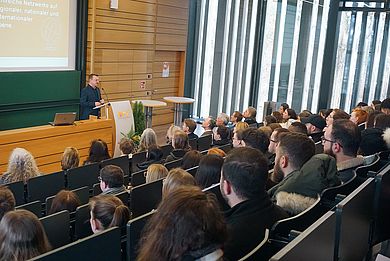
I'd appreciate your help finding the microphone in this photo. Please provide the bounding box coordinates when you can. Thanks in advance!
[101,87,110,104]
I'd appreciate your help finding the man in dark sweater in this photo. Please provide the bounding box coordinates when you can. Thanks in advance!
[220,147,288,260]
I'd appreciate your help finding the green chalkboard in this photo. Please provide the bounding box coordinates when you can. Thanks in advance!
[0,71,81,130]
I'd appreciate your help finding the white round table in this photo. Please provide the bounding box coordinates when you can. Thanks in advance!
[132,100,167,128]
[163,96,195,126]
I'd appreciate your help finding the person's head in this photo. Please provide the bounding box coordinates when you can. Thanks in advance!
[201,117,216,131]
[49,190,81,215]
[6,148,40,184]
[234,121,249,133]
[230,111,243,124]
[146,145,163,162]
[272,111,283,123]
[381,98,390,115]
[298,110,312,121]
[356,101,368,108]
[87,139,110,163]
[268,122,282,131]
[258,126,273,138]
[213,125,229,141]
[99,165,124,192]
[235,127,269,153]
[283,108,297,120]
[119,138,135,155]
[361,105,374,116]
[288,122,308,135]
[374,114,390,130]
[61,147,80,170]
[274,132,315,180]
[319,109,333,119]
[243,106,257,119]
[279,103,289,114]
[139,128,158,151]
[181,150,202,170]
[216,113,229,126]
[138,187,226,261]
[220,147,268,207]
[207,147,226,157]
[350,108,368,125]
[366,111,383,128]
[172,130,190,150]
[358,128,387,156]
[0,187,15,220]
[323,119,361,160]
[166,125,181,144]
[162,168,196,198]
[0,210,51,260]
[326,109,350,126]
[372,100,381,111]
[268,128,290,154]
[182,119,197,134]
[89,195,130,233]
[264,115,277,126]
[195,154,223,189]
[88,73,100,88]
[301,114,326,134]
[146,164,168,183]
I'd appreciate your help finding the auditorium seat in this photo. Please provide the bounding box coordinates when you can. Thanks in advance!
[101,155,130,176]
[27,171,65,203]
[74,203,92,240]
[131,169,146,187]
[40,210,71,249]
[129,179,163,219]
[5,180,25,205]
[15,200,42,218]
[131,151,147,173]
[160,144,173,159]
[189,138,197,150]
[164,158,182,170]
[186,166,198,176]
[67,163,100,190]
[197,135,212,152]
[218,143,232,153]
[239,229,270,261]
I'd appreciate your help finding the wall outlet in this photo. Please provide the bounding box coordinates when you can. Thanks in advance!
[146,91,151,96]
[147,74,152,79]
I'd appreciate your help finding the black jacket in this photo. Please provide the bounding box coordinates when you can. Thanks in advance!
[80,85,101,120]
[165,149,188,163]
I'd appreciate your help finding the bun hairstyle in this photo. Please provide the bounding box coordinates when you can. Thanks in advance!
[89,195,130,231]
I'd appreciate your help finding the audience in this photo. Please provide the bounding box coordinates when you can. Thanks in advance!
[166,124,181,145]
[216,113,230,127]
[162,168,196,198]
[221,147,288,260]
[258,126,273,138]
[181,150,202,170]
[381,98,390,115]
[326,108,350,127]
[272,111,283,123]
[137,187,226,260]
[319,108,332,119]
[201,116,215,137]
[0,187,15,220]
[358,128,387,157]
[165,130,190,162]
[350,108,368,130]
[61,147,80,170]
[323,119,362,182]
[288,121,308,135]
[99,165,128,195]
[207,147,226,157]
[138,128,158,152]
[279,103,289,114]
[366,111,383,128]
[49,190,81,215]
[137,145,163,170]
[89,195,130,234]
[298,110,312,121]
[195,154,223,189]
[264,115,278,126]
[281,108,298,128]
[230,111,243,127]
[301,114,326,143]
[0,148,40,185]
[374,114,390,130]
[83,139,110,165]
[243,106,257,125]
[212,125,230,146]
[182,119,198,140]
[234,127,270,154]
[145,164,168,183]
[119,138,135,157]
[0,210,51,260]
[234,121,249,132]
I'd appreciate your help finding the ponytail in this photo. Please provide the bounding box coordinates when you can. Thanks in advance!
[109,205,130,228]
[90,195,130,230]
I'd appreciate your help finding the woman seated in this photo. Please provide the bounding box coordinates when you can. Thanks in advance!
[138,186,227,260]
[48,190,81,215]
[181,150,202,170]
[137,145,163,170]
[61,147,80,170]
[195,154,224,189]
[145,164,168,184]
[162,168,196,199]
[137,128,158,153]
[0,148,40,185]
[83,139,110,165]
[0,209,51,260]
[165,130,190,163]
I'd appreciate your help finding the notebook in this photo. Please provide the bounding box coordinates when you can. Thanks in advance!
[49,112,76,126]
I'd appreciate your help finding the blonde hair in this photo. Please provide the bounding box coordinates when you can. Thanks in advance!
[138,128,158,152]
[146,164,168,183]
[162,168,196,198]
[235,122,249,132]
[166,125,181,144]
[61,147,80,170]
[5,148,40,184]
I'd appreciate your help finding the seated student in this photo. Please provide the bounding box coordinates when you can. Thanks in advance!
[145,164,168,184]
[264,115,278,126]
[221,147,288,260]
[137,187,227,260]
[0,187,15,220]
[301,114,326,143]
[234,127,270,155]
[281,108,298,128]
[89,195,130,234]
[181,150,202,170]
[119,138,135,158]
[298,110,312,121]
[49,190,81,215]
[212,125,230,146]
[243,106,257,125]
[201,116,215,137]
[182,119,198,140]
[216,113,230,127]
[61,147,80,170]
[207,147,226,157]
[83,139,110,165]
[358,128,388,163]
[230,111,243,127]
[0,148,40,185]
[137,145,163,170]
[166,124,181,145]
[288,121,308,135]
[165,130,190,163]
[366,111,383,128]
[99,165,128,195]
[138,128,158,153]
[381,97,390,115]
[326,108,350,127]
[195,154,223,189]
[162,168,196,199]
[268,128,290,176]
[0,210,51,260]
[279,102,289,114]
[374,114,390,130]
[350,108,368,131]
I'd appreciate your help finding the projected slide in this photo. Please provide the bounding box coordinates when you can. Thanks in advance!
[0,0,76,71]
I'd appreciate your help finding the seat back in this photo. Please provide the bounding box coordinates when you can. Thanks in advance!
[355,154,381,179]
[5,180,25,206]
[67,163,100,189]
[160,144,173,159]
[202,183,230,211]
[321,172,359,208]
[164,158,182,170]
[40,210,71,248]
[197,135,212,152]
[30,227,121,261]
[101,155,130,176]
[239,229,270,261]
[131,169,146,187]
[92,183,102,196]
[74,203,92,240]
[130,179,163,219]
[218,143,232,153]
[27,171,65,202]
[186,166,199,176]
[15,200,42,217]
[131,151,147,173]
[189,138,197,150]
[115,190,129,205]
[126,210,155,261]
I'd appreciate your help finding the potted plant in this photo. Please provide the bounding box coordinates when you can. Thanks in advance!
[121,101,145,146]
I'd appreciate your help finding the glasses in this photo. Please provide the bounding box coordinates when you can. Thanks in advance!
[321,136,343,147]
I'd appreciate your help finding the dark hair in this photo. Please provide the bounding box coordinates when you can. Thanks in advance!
[137,187,226,260]
[288,122,308,135]
[356,102,368,107]
[173,131,190,150]
[268,123,282,131]
[381,98,390,110]
[181,150,202,170]
[331,119,361,157]
[332,109,350,120]
[0,210,51,260]
[184,119,197,133]
[222,147,269,199]
[286,109,298,120]
[49,190,81,215]
[89,73,99,80]
[195,154,224,189]
[232,111,243,122]
[280,103,289,112]
[273,128,290,142]
[89,195,130,231]
[236,127,270,153]
[298,110,312,120]
[272,111,283,123]
[372,100,381,106]
[119,138,135,155]
[278,132,315,169]
[366,111,383,128]
[265,115,277,125]
[100,165,124,188]
[374,114,390,130]
[0,187,15,220]
[319,109,333,119]
[358,128,387,156]
[146,145,163,161]
[85,139,110,164]
[216,125,229,140]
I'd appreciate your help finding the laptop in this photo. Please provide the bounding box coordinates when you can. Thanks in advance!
[49,112,76,126]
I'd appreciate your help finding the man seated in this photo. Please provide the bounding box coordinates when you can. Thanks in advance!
[288,122,308,135]
[99,165,128,195]
[182,119,198,140]
[201,117,215,137]
[221,147,288,260]
[233,127,269,155]
[323,119,363,183]
[301,114,326,143]
[268,132,340,215]
[243,106,257,125]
